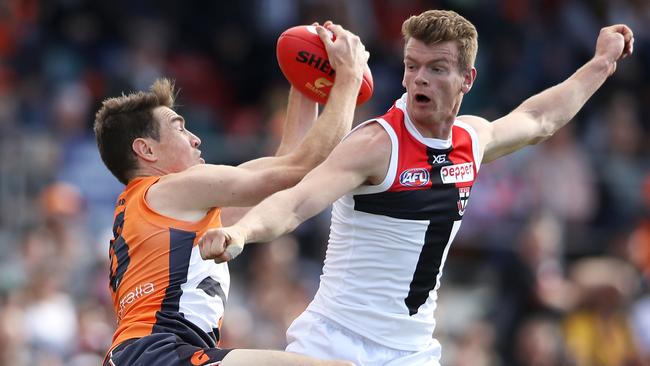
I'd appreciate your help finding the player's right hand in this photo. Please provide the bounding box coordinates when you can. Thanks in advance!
[316,21,369,80]
[594,24,634,76]
[198,227,245,263]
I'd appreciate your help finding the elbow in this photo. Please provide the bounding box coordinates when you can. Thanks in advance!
[306,148,329,166]
[518,108,556,145]
[293,147,328,171]
[532,120,556,144]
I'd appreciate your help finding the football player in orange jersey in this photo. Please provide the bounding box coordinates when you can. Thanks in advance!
[95,22,363,366]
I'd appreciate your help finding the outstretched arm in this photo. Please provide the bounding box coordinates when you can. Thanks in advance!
[222,87,317,225]
[274,87,319,156]
[150,22,370,213]
[472,24,634,163]
[198,122,392,262]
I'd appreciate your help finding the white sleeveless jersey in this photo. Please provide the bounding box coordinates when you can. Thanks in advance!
[306,94,482,351]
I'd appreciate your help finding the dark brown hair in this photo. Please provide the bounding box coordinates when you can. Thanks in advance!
[94,78,176,184]
[402,10,478,71]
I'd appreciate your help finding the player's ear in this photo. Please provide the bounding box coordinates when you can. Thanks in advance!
[461,67,477,94]
[133,138,158,162]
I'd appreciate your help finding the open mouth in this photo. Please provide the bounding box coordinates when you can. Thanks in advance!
[414,94,431,103]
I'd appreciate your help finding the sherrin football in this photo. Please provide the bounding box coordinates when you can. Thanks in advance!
[276,25,373,105]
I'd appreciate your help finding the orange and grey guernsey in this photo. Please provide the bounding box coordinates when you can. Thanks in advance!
[107,176,229,353]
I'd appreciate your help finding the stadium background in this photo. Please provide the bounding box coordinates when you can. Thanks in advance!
[0,0,649,365]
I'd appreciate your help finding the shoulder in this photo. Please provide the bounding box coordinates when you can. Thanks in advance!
[342,121,392,160]
[329,121,392,183]
[457,115,491,131]
[457,114,494,144]
[348,120,392,146]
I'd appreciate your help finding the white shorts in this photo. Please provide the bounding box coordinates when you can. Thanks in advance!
[285,310,442,366]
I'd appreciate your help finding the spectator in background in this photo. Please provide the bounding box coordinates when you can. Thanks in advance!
[495,212,576,364]
[627,174,650,364]
[563,257,642,366]
[513,315,569,366]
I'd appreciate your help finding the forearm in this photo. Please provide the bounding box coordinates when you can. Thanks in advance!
[292,74,362,166]
[234,189,308,245]
[275,88,318,156]
[515,56,611,136]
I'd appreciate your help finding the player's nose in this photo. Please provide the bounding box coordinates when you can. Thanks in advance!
[414,70,429,86]
[189,132,201,148]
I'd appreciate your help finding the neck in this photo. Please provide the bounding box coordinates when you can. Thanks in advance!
[133,165,169,179]
[410,116,454,140]
[403,93,462,140]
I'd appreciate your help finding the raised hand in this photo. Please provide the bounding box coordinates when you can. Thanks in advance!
[594,24,634,75]
[316,21,369,79]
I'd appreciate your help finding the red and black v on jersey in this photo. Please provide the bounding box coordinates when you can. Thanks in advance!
[305,94,482,351]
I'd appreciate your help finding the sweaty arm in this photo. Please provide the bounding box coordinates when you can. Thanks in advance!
[198,122,392,262]
[469,24,634,163]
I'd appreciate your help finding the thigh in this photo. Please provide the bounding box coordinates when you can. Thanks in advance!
[105,333,232,366]
[220,349,352,366]
[384,339,442,366]
[286,311,345,360]
[286,311,386,365]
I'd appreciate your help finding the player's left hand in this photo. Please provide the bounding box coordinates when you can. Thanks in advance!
[198,227,245,263]
[594,24,634,75]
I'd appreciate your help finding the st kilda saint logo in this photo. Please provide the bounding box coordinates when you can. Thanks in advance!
[457,187,470,216]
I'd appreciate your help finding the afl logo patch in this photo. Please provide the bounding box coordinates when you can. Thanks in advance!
[399,168,430,187]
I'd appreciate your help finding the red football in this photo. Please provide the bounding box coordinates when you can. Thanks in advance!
[276,25,373,105]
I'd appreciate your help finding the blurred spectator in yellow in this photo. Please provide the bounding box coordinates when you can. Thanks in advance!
[563,257,642,366]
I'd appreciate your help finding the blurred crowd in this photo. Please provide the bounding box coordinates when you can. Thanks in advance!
[0,0,649,365]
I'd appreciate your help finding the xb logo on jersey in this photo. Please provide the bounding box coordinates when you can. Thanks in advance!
[399,168,430,187]
[431,154,446,164]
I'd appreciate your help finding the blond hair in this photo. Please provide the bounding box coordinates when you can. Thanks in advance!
[94,78,176,184]
[402,10,478,70]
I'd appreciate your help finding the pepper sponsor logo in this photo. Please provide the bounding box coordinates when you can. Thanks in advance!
[440,162,474,184]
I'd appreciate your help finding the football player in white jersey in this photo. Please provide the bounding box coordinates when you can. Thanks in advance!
[199,10,634,366]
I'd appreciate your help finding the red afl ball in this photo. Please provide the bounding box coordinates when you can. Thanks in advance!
[276,25,373,105]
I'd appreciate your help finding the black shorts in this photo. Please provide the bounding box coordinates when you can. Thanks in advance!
[104,333,233,366]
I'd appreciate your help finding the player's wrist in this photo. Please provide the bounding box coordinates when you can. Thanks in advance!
[334,68,364,85]
[590,55,615,76]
